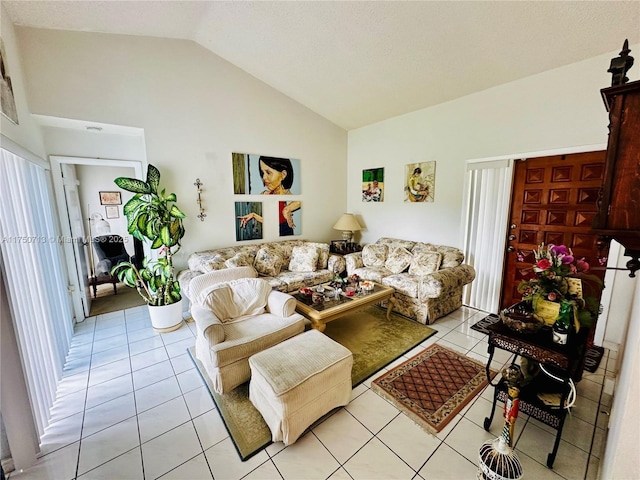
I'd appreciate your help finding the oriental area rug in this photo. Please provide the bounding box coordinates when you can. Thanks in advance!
[189,305,436,460]
[371,343,491,434]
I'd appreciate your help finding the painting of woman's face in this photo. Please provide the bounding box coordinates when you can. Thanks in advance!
[259,160,287,193]
[232,153,301,195]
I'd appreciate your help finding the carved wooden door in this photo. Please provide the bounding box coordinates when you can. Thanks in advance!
[501,152,607,309]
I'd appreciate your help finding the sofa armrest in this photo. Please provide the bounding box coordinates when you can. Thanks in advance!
[191,305,226,345]
[328,254,346,274]
[418,264,476,299]
[266,290,297,317]
[344,252,364,275]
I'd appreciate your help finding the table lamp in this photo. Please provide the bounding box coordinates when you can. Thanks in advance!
[333,213,362,243]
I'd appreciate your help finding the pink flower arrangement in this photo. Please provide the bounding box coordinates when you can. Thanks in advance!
[518,243,601,329]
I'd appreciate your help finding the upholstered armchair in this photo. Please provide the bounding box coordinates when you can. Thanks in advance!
[92,234,131,276]
[190,266,305,394]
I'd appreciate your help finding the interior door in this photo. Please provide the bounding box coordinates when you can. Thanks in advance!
[61,163,92,318]
[501,151,607,309]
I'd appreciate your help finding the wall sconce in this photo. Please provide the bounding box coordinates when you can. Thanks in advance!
[195,178,206,221]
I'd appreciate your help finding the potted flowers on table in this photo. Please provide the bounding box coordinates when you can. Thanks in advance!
[515,243,602,344]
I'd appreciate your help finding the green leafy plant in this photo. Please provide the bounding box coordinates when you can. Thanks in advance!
[111,164,186,306]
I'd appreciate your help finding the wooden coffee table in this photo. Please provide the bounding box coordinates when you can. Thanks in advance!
[294,283,395,332]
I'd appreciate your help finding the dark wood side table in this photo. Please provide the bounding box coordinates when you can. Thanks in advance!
[88,274,118,298]
[482,321,588,468]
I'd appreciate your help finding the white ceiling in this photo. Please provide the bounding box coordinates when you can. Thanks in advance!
[4,1,640,130]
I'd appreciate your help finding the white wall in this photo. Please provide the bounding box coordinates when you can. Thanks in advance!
[600,277,640,479]
[76,164,137,260]
[348,46,640,248]
[15,27,348,271]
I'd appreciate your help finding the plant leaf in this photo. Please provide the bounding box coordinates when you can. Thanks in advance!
[151,236,163,249]
[123,197,144,216]
[114,177,150,194]
[169,205,186,219]
[160,225,172,247]
[146,164,161,193]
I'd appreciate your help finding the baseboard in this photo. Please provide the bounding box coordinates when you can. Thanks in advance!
[602,340,619,353]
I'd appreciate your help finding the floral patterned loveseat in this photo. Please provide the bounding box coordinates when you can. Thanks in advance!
[344,237,476,324]
[177,240,345,302]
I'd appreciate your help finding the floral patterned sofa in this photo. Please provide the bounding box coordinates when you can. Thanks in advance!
[343,237,476,324]
[177,240,345,302]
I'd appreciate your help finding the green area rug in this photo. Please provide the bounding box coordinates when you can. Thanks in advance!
[188,305,437,460]
[89,284,146,316]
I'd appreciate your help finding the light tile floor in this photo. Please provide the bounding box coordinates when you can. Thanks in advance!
[9,305,615,480]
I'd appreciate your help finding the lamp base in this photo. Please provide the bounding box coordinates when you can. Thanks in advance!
[341,230,353,242]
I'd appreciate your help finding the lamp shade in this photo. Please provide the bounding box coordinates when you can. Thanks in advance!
[333,213,362,232]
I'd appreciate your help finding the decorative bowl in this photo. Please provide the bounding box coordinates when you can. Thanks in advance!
[299,287,313,298]
[360,280,374,290]
[500,302,545,334]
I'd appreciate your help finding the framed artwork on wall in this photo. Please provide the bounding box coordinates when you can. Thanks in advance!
[279,201,301,236]
[99,191,122,205]
[232,153,301,195]
[404,161,436,202]
[362,167,384,202]
[105,206,119,219]
[235,201,263,241]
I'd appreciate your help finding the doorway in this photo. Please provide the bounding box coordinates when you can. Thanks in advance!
[463,144,614,344]
[501,151,608,309]
[50,156,145,321]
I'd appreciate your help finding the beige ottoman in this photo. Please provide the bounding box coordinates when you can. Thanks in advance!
[249,329,353,445]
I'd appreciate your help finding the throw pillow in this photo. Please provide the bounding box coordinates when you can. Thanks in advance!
[305,242,330,269]
[385,247,413,274]
[408,251,443,276]
[289,245,320,272]
[195,254,226,273]
[439,248,465,269]
[254,247,283,277]
[362,244,388,267]
[202,278,272,322]
[411,243,438,254]
[224,252,254,269]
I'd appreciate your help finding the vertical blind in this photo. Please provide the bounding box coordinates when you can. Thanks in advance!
[0,147,73,438]
[462,159,514,314]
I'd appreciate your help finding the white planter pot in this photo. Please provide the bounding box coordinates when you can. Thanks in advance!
[148,300,183,333]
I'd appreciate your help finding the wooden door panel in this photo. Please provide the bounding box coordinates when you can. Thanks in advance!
[501,151,607,309]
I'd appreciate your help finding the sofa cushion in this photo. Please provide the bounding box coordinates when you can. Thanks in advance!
[362,244,388,267]
[201,278,272,322]
[255,247,284,276]
[408,251,442,276]
[224,252,255,269]
[381,274,420,298]
[385,247,413,274]
[305,242,330,269]
[351,266,392,283]
[289,245,320,272]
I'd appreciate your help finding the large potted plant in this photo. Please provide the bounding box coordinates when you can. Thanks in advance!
[111,164,186,332]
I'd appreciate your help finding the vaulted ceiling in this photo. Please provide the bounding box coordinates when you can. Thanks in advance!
[4,1,640,129]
